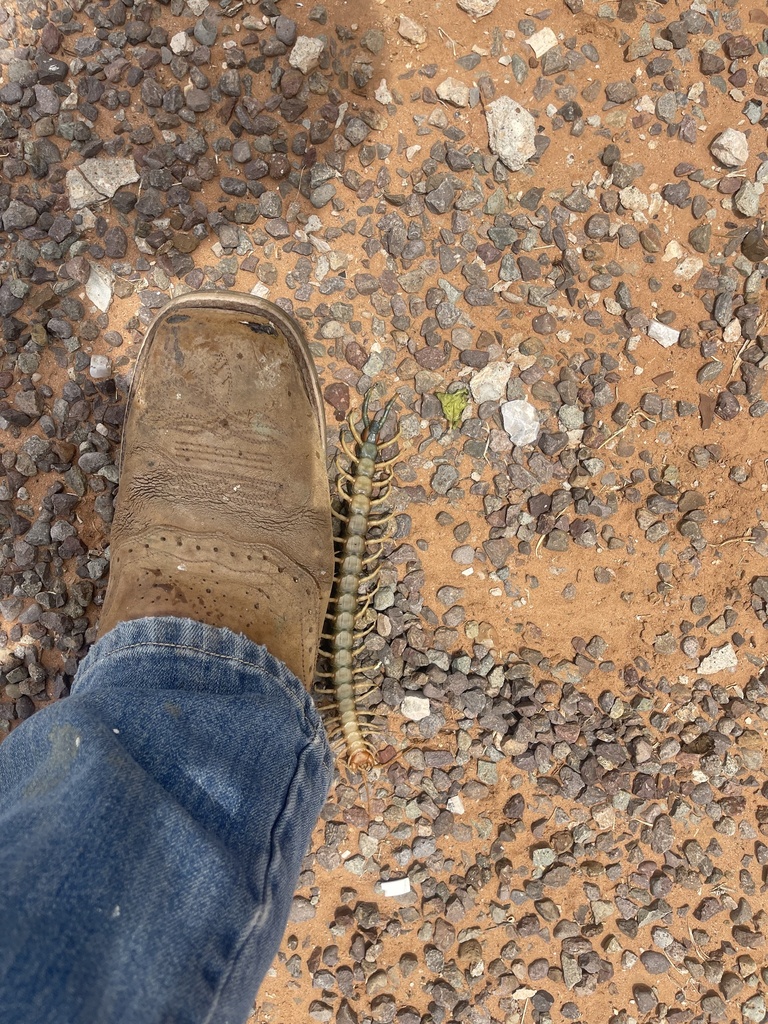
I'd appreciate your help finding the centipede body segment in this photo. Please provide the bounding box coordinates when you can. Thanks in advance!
[316,390,399,770]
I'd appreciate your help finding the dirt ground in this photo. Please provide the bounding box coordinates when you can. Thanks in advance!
[2,0,768,1020]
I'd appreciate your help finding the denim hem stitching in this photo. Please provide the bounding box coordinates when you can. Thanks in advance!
[85,640,322,738]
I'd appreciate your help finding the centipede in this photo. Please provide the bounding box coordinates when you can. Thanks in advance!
[315,390,399,770]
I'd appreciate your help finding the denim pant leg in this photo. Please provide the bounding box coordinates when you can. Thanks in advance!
[0,616,333,1024]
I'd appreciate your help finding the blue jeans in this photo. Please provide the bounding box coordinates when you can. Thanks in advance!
[0,617,333,1024]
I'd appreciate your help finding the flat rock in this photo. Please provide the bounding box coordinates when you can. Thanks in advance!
[698,643,738,675]
[85,264,113,312]
[485,97,536,172]
[470,361,512,403]
[67,158,139,210]
[527,27,558,57]
[398,15,427,44]
[648,320,680,348]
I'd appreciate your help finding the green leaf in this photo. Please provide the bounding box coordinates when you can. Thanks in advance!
[436,387,469,429]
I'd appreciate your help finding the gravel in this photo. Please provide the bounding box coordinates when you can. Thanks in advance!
[1,0,768,1020]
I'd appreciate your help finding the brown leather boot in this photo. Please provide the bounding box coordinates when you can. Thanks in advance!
[98,291,333,687]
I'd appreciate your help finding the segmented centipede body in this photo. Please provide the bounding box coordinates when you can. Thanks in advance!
[317,391,399,770]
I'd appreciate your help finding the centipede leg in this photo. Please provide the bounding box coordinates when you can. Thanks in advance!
[368,510,395,528]
[358,566,381,589]
[369,488,391,507]
[372,450,400,470]
[339,432,358,463]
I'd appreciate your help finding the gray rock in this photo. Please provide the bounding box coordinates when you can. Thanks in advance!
[2,200,38,231]
[733,180,760,218]
[193,17,217,47]
[275,15,297,45]
[640,951,670,974]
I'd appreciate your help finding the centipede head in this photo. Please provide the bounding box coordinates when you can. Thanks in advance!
[362,395,397,445]
[348,748,377,770]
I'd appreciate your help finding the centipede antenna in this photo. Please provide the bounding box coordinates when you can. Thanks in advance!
[361,389,372,430]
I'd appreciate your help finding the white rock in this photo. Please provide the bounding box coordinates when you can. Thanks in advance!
[186,0,209,13]
[398,14,426,44]
[485,96,536,172]
[501,399,540,446]
[67,157,139,210]
[170,30,194,55]
[89,354,112,380]
[723,318,741,345]
[710,127,749,168]
[436,77,470,107]
[374,78,393,105]
[289,35,324,74]
[401,695,430,721]
[674,255,703,280]
[85,265,113,312]
[457,0,499,16]
[470,360,512,403]
[381,877,411,897]
[447,794,465,814]
[698,643,738,675]
[648,320,679,348]
[527,27,558,57]
[65,168,103,210]
[618,185,648,211]
[662,240,685,262]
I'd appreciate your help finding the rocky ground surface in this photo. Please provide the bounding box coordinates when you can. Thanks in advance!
[2,0,768,1020]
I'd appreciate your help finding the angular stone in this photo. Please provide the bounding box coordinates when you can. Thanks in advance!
[436,77,470,107]
[502,399,539,446]
[289,36,324,74]
[470,361,512,403]
[398,15,426,44]
[485,97,536,172]
[457,0,499,14]
[698,643,737,675]
[710,128,749,168]
[67,158,139,210]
